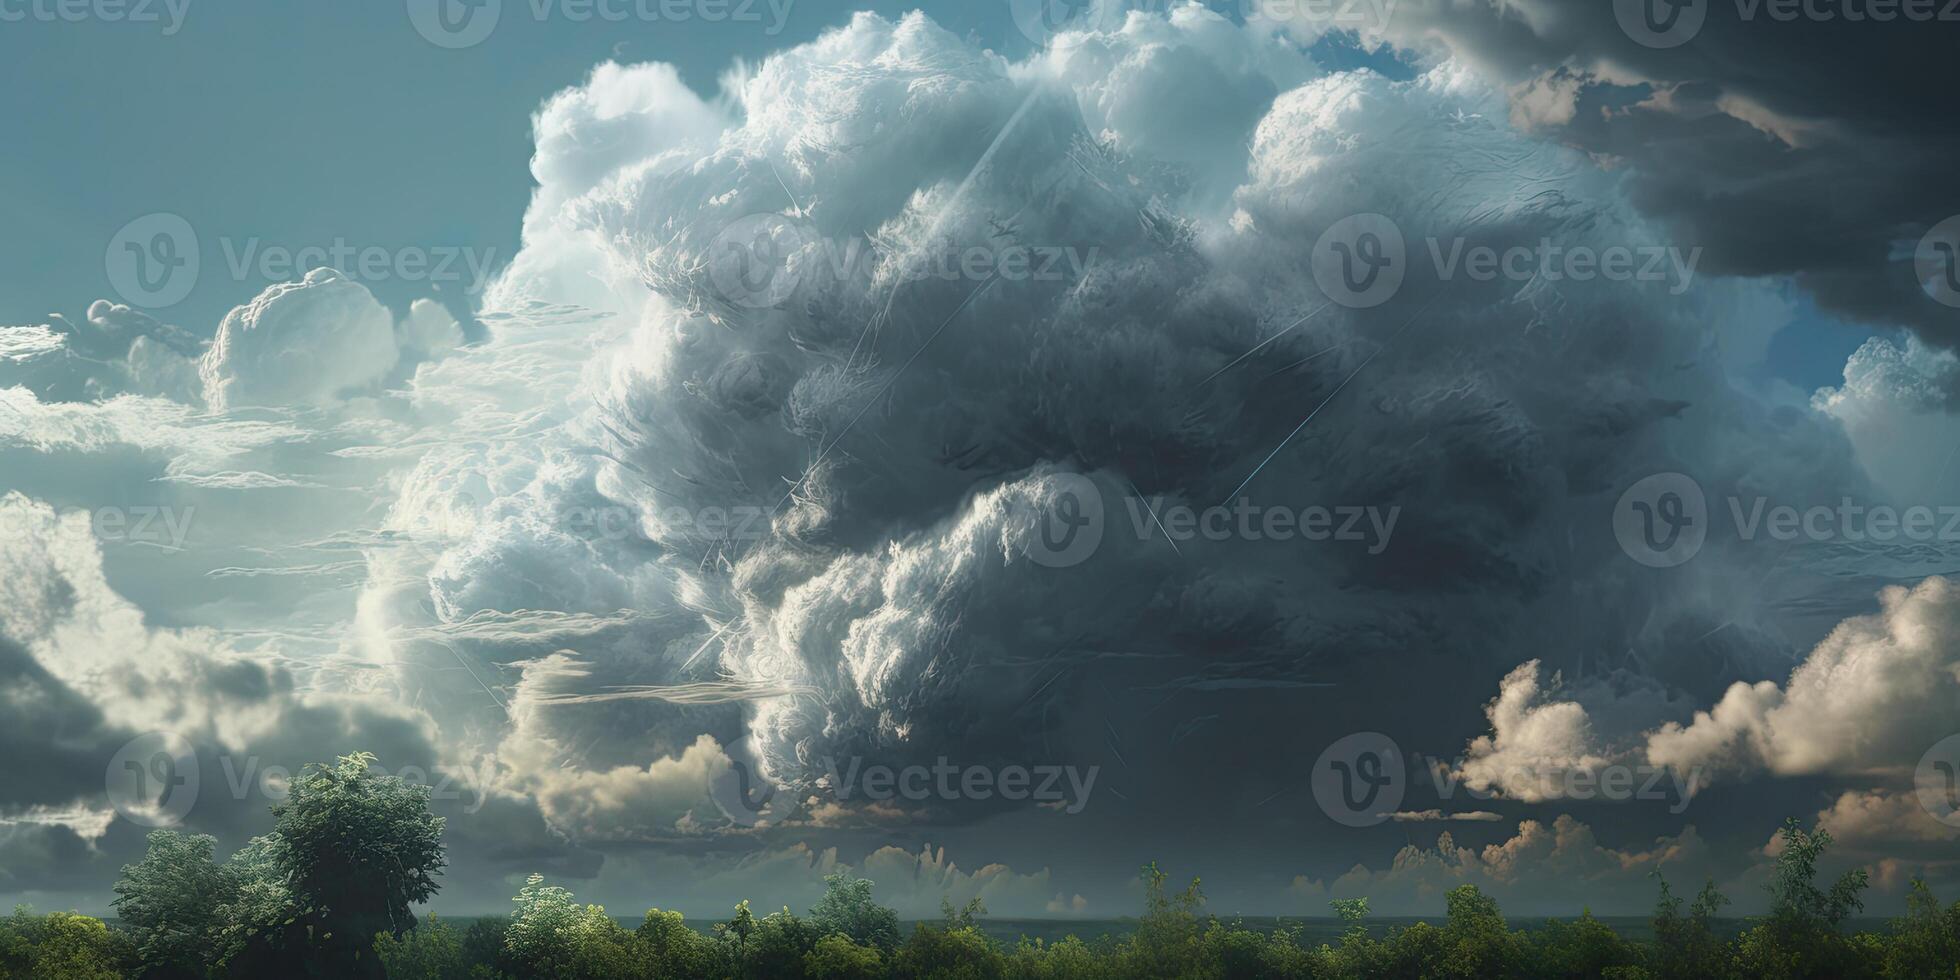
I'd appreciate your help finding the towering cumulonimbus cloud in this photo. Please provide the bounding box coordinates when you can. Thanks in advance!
[461,6,1872,826]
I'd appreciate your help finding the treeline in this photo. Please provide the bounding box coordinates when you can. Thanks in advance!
[3,754,1958,978]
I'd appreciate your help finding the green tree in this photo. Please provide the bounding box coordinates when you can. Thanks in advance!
[505,874,634,980]
[1648,874,1731,980]
[810,872,902,951]
[0,910,129,980]
[637,908,716,978]
[268,752,447,975]
[374,914,471,980]
[805,933,884,979]
[111,830,237,979]
[1880,878,1960,979]
[1735,819,1873,980]
[1436,884,1525,979]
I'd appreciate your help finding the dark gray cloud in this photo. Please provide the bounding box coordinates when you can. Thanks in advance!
[1341,0,1960,342]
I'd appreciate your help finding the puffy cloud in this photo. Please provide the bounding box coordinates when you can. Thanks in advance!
[1814,335,1960,504]
[1646,576,1960,783]
[1454,661,1620,803]
[1310,814,1723,914]
[201,268,399,410]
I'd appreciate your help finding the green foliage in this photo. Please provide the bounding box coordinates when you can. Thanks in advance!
[34,802,1960,980]
[505,874,638,980]
[805,934,884,979]
[636,908,715,978]
[1735,819,1876,980]
[890,920,1006,980]
[811,872,902,952]
[1882,878,1960,979]
[110,831,235,979]
[1647,874,1731,980]
[0,908,131,980]
[270,751,447,973]
[373,915,470,980]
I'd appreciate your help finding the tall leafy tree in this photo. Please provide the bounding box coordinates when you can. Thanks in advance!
[266,752,446,976]
[111,831,237,979]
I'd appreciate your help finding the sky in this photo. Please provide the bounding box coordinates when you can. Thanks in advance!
[2,0,1959,921]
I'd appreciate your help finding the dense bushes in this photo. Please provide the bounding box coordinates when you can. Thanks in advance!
[4,750,1955,978]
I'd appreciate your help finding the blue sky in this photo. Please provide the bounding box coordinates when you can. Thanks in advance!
[0,2,1019,328]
